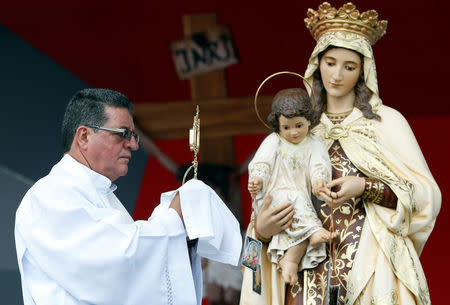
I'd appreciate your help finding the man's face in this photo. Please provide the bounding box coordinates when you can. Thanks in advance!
[86,106,139,181]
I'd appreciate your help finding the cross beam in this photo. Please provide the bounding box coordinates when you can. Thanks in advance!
[134,95,272,140]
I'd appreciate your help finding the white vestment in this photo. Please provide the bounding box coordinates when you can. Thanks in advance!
[15,154,242,305]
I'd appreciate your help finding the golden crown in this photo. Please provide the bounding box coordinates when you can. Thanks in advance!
[304,2,387,45]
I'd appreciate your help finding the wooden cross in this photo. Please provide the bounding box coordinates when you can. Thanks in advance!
[134,13,272,168]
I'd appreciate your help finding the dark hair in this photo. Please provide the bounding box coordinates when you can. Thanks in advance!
[312,46,380,122]
[61,88,134,152]
[267,88,314,132]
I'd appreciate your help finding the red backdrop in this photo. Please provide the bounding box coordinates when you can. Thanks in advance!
[1,0,448,303]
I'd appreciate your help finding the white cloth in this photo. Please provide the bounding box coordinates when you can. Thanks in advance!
[160,180,242,266]
[15,154,242,305]
[248,133,331,270]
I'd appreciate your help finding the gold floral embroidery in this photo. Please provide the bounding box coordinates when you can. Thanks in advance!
[305,270,325,305]
[369,289,398,305]
[362,178,384,205]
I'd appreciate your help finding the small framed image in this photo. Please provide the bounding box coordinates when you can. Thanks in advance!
[241,236,262,272]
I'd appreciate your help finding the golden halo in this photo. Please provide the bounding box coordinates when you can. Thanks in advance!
[254,71,314,129]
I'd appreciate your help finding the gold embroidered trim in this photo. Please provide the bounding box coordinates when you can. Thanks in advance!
[361,177,384,205]
[290,281,302,298]
[325,109,353,124]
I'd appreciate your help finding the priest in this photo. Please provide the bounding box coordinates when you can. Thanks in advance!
[15,88,242,305]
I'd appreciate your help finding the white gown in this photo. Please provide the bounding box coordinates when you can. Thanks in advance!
[15,154,242,305]
[249,133,331,270]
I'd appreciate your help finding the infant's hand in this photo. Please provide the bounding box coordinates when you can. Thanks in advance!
[312,179,327,197]
[248,177,263,198]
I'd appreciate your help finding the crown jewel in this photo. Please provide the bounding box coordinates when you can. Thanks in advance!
[304,2,387,45]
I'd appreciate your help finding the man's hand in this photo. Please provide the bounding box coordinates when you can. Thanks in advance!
[248,177,263,198]
[255,195,294,240]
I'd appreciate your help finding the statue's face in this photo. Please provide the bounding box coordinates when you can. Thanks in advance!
[319,47,361,101]
[278,115,310,145]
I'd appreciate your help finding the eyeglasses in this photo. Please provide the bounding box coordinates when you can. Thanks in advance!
[86,124,139,143]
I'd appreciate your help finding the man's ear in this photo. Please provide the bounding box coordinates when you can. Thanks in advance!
[74,126,90,151]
